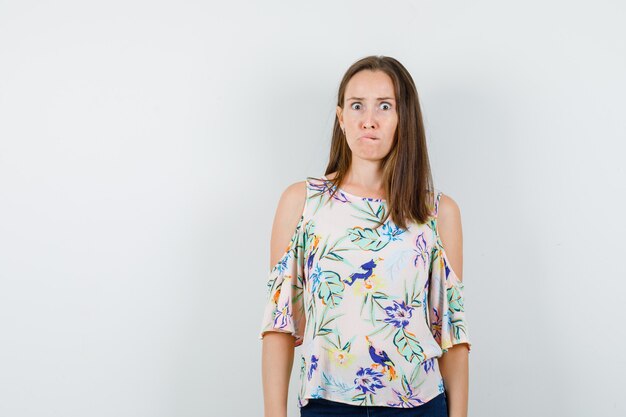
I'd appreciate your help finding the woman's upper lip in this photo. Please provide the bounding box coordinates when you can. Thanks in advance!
[359,134,378,139]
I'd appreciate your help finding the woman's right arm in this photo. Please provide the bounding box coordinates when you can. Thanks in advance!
[261,181,307,417]
[262,333,295,417]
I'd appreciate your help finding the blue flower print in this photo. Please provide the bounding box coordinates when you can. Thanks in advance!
[272,299,292,330]
[354,367,385,394]
[311,386,325,399]
[310,264,324,294]
[308,355,319,380]
[413,232,429,269]
[387,375,425,407]
[422,357,435,374]
[380,221,407,241]
[383,300,414,328]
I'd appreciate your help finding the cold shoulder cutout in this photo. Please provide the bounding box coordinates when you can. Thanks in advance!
[428,191,471,354]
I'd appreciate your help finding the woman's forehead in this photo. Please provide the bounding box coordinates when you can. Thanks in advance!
[346,71,395,97]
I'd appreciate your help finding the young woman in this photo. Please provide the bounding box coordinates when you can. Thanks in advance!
[260,55,472,417]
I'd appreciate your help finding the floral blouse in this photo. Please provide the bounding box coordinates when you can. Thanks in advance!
[259,175,472,408]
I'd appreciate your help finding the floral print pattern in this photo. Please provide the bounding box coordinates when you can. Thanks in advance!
[259,176,471,408]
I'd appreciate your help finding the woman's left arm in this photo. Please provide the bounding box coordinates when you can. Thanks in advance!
[439,343,469,417]
[436,194,469,417]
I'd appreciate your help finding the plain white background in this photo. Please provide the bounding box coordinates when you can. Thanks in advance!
[1,1,625,416]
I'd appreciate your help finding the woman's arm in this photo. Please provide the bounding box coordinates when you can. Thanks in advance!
[261,181,307,417]
[262,333,295,417]
[439,343,469,417]
[436,194,469,417]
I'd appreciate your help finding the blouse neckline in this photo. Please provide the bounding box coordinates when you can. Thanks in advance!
[321,175,387,203]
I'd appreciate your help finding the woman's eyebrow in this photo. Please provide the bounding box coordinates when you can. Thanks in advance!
[346,97,396,101]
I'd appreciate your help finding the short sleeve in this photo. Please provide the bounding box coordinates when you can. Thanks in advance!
[258,215,307,347]
[427,191,472,354]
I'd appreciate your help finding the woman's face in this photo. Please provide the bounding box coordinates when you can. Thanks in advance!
[336,70,398,162]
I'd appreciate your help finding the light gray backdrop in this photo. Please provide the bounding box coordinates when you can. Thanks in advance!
[1,1,624,416]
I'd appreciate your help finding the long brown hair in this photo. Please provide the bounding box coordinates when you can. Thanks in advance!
[325,55,435,230]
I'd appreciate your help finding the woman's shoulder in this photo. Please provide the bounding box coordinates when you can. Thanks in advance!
[433,190,464,280]
[434,191,460,219]
[269,179,308,270]
[277,179,308,215]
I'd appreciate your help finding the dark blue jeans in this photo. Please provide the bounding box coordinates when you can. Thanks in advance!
[300,392,448,417]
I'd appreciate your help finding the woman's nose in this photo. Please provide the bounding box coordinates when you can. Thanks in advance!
[362,110,376,129]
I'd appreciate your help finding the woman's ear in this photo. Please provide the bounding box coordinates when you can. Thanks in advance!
[336,105,343,126]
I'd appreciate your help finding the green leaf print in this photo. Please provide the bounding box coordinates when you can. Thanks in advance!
[317,270,345,308]
[359,291,390,326]
[299,355,307,400]
[366,322,392,338]
[306,295,317,336]
[319,234,352,264]
[342,339,353,351]
[347,226,390,251]
[303,220,316,244]
[393,328,425,363]
[352,392,367,404]
[401,374,411,393]
[322,372,355,395]
[405,271,424,309]
[409,363,428,387]
[315,310,345,336]
[447,285,465,312]
[303,221,318,263]
[323,331,355,352]
[351,202,387,224]
[451,318,468,341]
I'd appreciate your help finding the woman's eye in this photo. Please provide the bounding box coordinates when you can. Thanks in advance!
[350,102,392,110]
